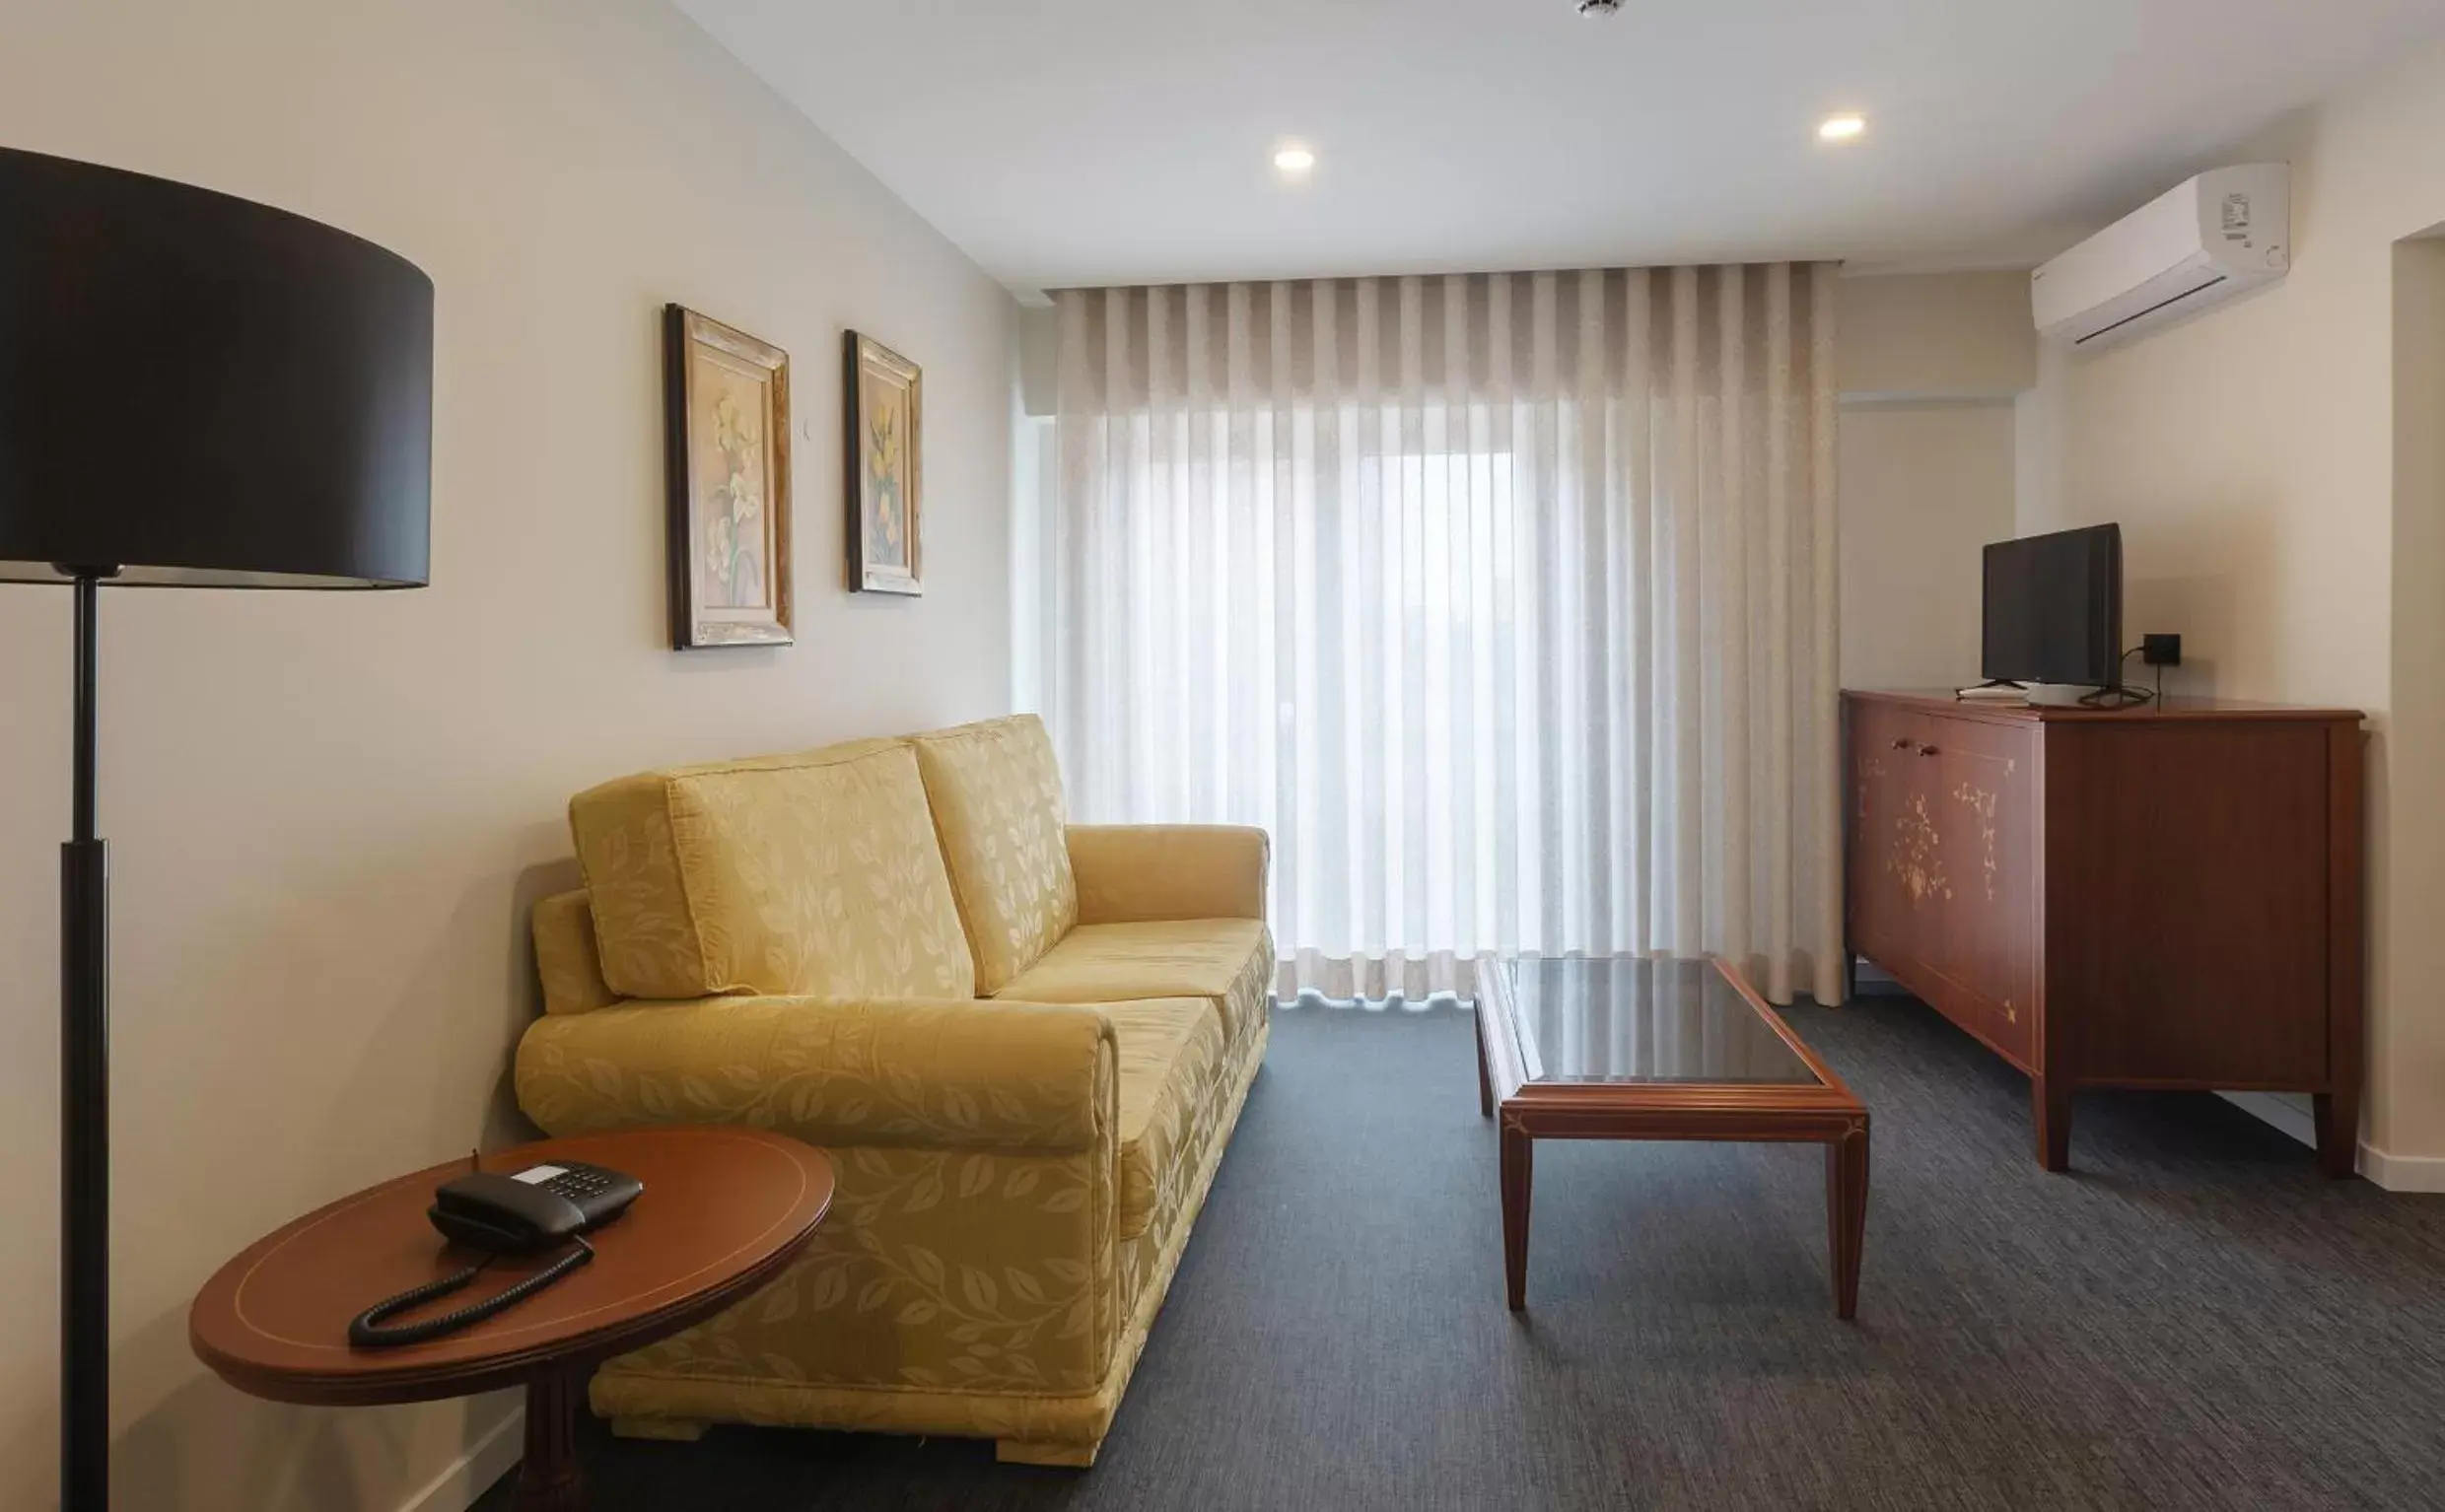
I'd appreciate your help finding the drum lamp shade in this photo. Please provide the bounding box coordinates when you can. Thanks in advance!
[0,146,433,588]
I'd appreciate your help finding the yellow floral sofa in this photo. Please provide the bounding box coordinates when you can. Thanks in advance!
[513,715,1272,1467]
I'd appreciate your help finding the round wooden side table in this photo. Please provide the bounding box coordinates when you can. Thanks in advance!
[191,1128,832,1512]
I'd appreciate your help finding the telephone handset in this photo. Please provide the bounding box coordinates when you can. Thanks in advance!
[348,1160,643,1349]
[430,1162,643,1252]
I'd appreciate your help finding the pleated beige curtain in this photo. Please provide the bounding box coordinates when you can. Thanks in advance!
[1030,265,1843,1005]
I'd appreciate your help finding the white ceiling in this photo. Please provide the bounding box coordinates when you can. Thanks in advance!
[676,0,2445,296]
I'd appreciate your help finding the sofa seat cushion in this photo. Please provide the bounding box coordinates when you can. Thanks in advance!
[1104,997,1227,1241]
[996,919,1273,1049]
[571,739,975,1001]
[910,716,1079,997]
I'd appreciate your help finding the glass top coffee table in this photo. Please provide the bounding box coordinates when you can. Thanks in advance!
[1473,955,1869,1317]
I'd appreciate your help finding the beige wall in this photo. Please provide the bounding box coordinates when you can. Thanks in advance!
[2016,39,2445,1185]
[1838,271,2035,402]
[0,2,1019,1508]
[1838,403,2020,688]
[1835,273,2035,689]
[2386,234,2445,1177]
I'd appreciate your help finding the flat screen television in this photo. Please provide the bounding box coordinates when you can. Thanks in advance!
[1981,523,2122,687]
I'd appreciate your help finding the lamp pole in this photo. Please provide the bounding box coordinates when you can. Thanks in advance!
[3,146,434,1506]
[61,568,112,1510]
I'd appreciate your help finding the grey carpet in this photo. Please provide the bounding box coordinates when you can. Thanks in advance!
[475,997,2445,1511]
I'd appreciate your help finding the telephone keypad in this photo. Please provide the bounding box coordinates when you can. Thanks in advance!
[540,1167,615,1202]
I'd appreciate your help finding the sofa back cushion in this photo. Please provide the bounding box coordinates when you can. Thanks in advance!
[571,739,976,1001]
[910,715,1080,995]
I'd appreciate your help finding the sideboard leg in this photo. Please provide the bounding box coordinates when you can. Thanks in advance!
[2313,1091,2360,1179]
[2032,1076,2071,1172]
[514,1368,587,1512]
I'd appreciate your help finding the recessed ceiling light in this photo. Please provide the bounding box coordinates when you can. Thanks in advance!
[1818,114,1867,143]
[1274,145,1316,173]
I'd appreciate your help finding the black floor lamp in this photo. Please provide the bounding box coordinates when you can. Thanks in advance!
[0,148,434,1511]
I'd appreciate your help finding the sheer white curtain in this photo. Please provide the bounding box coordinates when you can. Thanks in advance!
[1026,266,1843,1005]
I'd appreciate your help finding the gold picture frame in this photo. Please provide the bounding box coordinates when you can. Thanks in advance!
[845,331,922,595]
[664,305,793,648]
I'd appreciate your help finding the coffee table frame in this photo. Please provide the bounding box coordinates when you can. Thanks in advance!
[1474,954,1869,1318]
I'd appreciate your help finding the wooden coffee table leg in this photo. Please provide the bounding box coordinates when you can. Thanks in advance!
[1500,1123,1533,1310]
[1825,1122,1869,1321]
[514,1366,588,1512]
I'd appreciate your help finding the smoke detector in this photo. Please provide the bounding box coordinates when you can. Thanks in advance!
[1577,0,1622,13]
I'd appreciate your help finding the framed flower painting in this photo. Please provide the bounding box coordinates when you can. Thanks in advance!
[664,305,793,648]
[845,331,922,595]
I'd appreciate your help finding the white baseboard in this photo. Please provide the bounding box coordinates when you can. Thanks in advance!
[1860,985,2444,1192]
[2217,1090,2445,1192]
[398,1404,523,1512]
[2357,1143,2445,1193]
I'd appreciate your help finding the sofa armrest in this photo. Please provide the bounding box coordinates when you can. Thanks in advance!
[516,995,1116,1155]
[1067,824,1270,926]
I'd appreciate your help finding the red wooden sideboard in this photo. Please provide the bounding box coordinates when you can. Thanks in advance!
[1841,689,2365,1175]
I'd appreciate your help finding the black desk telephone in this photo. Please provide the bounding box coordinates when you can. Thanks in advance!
[347,1159,643,1349]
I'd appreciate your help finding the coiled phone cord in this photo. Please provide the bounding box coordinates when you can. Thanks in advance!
[347,1235,595,1349]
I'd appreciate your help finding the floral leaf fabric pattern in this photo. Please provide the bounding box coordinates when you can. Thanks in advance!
[998,918,1275,1048]
[550,1013,1272,1458]
[570,770,710,1000]
[516,995,1115,1154]
[912,716,1079,995]
[524,715,1277,1463]
[532,890,620,1015]
[1104,999,1226,1239]
[1067,823,1271,927]
[519,995,1123,1393]
[571,741,975,1001]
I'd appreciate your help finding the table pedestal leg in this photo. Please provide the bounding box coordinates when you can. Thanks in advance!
[514,1367,587,1512]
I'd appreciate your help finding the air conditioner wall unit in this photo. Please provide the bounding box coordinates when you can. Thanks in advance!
[2031,164,2289,351]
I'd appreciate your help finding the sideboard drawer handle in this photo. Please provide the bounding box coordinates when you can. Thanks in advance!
[1917,743,1940,757]
[1891,737,1913,750]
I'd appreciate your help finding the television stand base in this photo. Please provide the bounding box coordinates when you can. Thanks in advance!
[2076,683,2156,710]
